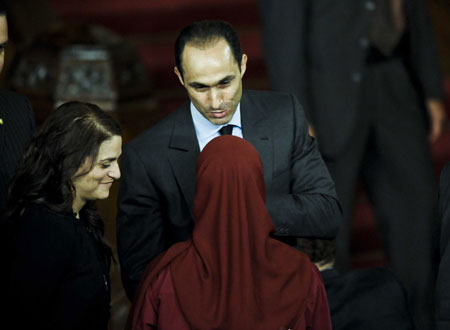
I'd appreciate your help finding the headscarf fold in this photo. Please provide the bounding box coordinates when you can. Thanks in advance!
[129,136,313,329]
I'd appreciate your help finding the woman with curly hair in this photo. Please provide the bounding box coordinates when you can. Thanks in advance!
[3,101,122,330]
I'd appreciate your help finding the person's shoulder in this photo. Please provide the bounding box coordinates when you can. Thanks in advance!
[339,266,399,282]
[243,89,289,97]
[439,163,450,213]
[333,267,407,299]
[152,266,174,295]
[243,89,294,102]
[126,103,188,151]
[242,89,303,112]
[0,89,33,118]
[0,88,24,98]
[0,88,31,105]
[20,203,77,233]
[326,268,414,330]
[356,267,403,285]
[8,204,78,261]
[440,162,450,185]
[243,89,302,118]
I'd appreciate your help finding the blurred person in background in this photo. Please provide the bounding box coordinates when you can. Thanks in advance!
[260,1,445,328]
[436,162,450,329]
[297,238,415,330]
[0,0,35,212]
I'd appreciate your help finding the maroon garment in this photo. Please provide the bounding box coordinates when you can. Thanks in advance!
[127,136,330,329]
[130,266,331,330]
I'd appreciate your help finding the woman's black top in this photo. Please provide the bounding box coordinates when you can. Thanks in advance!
[7,204,111,330]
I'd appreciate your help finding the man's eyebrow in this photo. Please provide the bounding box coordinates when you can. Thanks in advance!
[218,75,235,84]
[188,82,209,89]
[188,75,236,89]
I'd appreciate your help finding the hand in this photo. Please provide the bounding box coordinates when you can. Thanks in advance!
[427,99,446,143]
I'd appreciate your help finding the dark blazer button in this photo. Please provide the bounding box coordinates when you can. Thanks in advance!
[359,37,369,48]
[365,1,376,11]
[352,72,362,83]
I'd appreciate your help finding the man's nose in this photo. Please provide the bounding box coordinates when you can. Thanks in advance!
[209,88,223,109]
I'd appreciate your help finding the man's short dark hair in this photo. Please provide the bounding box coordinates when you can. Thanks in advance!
[174,20,243,80]
[296,238,336,266]
[0,1,6,15]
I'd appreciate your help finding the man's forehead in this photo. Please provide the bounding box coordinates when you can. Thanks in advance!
[0,16,8,45]
[184,37,224,52]
[182,40,237,70]
[183,39,230,57]
[0,15,7,34]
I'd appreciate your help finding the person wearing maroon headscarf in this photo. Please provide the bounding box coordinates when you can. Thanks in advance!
[126,136,331,330]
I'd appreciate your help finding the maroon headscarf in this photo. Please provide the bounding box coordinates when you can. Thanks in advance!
[129,136,314,329]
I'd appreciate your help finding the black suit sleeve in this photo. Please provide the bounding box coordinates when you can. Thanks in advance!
[437,163,450,329]
[407,0,444,100]
[266,94,342,239]
[116,144,167,300]
[0,91,35,210]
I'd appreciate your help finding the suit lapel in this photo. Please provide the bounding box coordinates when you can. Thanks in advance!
[0,108,4,155]
[167,103,200,210]
[167,92,275,208]
[0,91,6,155]
[241,92,273,190]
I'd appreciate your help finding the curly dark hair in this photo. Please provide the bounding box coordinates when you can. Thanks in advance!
[3,101,121,264]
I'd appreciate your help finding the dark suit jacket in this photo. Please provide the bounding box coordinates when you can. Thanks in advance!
[0,89,35,211]
[437,163,450,330]
[259,0,444,157]
[322,268,415,330]
[0,89,35,328]
[117,90,341,299]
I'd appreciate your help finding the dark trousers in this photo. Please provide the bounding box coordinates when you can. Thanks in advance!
[326,57,436,330]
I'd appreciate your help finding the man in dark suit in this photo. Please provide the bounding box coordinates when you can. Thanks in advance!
[0,2,35,212]
[0,3,35,327]
[437,163,450,330]
[117,20,342,300]
[259,1,444,328]
[297,238,415,330]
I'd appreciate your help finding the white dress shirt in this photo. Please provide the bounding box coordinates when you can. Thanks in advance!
[190,102,243,151]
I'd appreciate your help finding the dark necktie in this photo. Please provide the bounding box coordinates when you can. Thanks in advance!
[369,0,405,56]
[219,125,234,135]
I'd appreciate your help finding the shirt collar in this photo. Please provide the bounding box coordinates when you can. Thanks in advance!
[190,102,242,141]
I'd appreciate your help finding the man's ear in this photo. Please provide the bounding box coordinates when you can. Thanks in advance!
[240,54,248,78]
[174,67,185,86]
